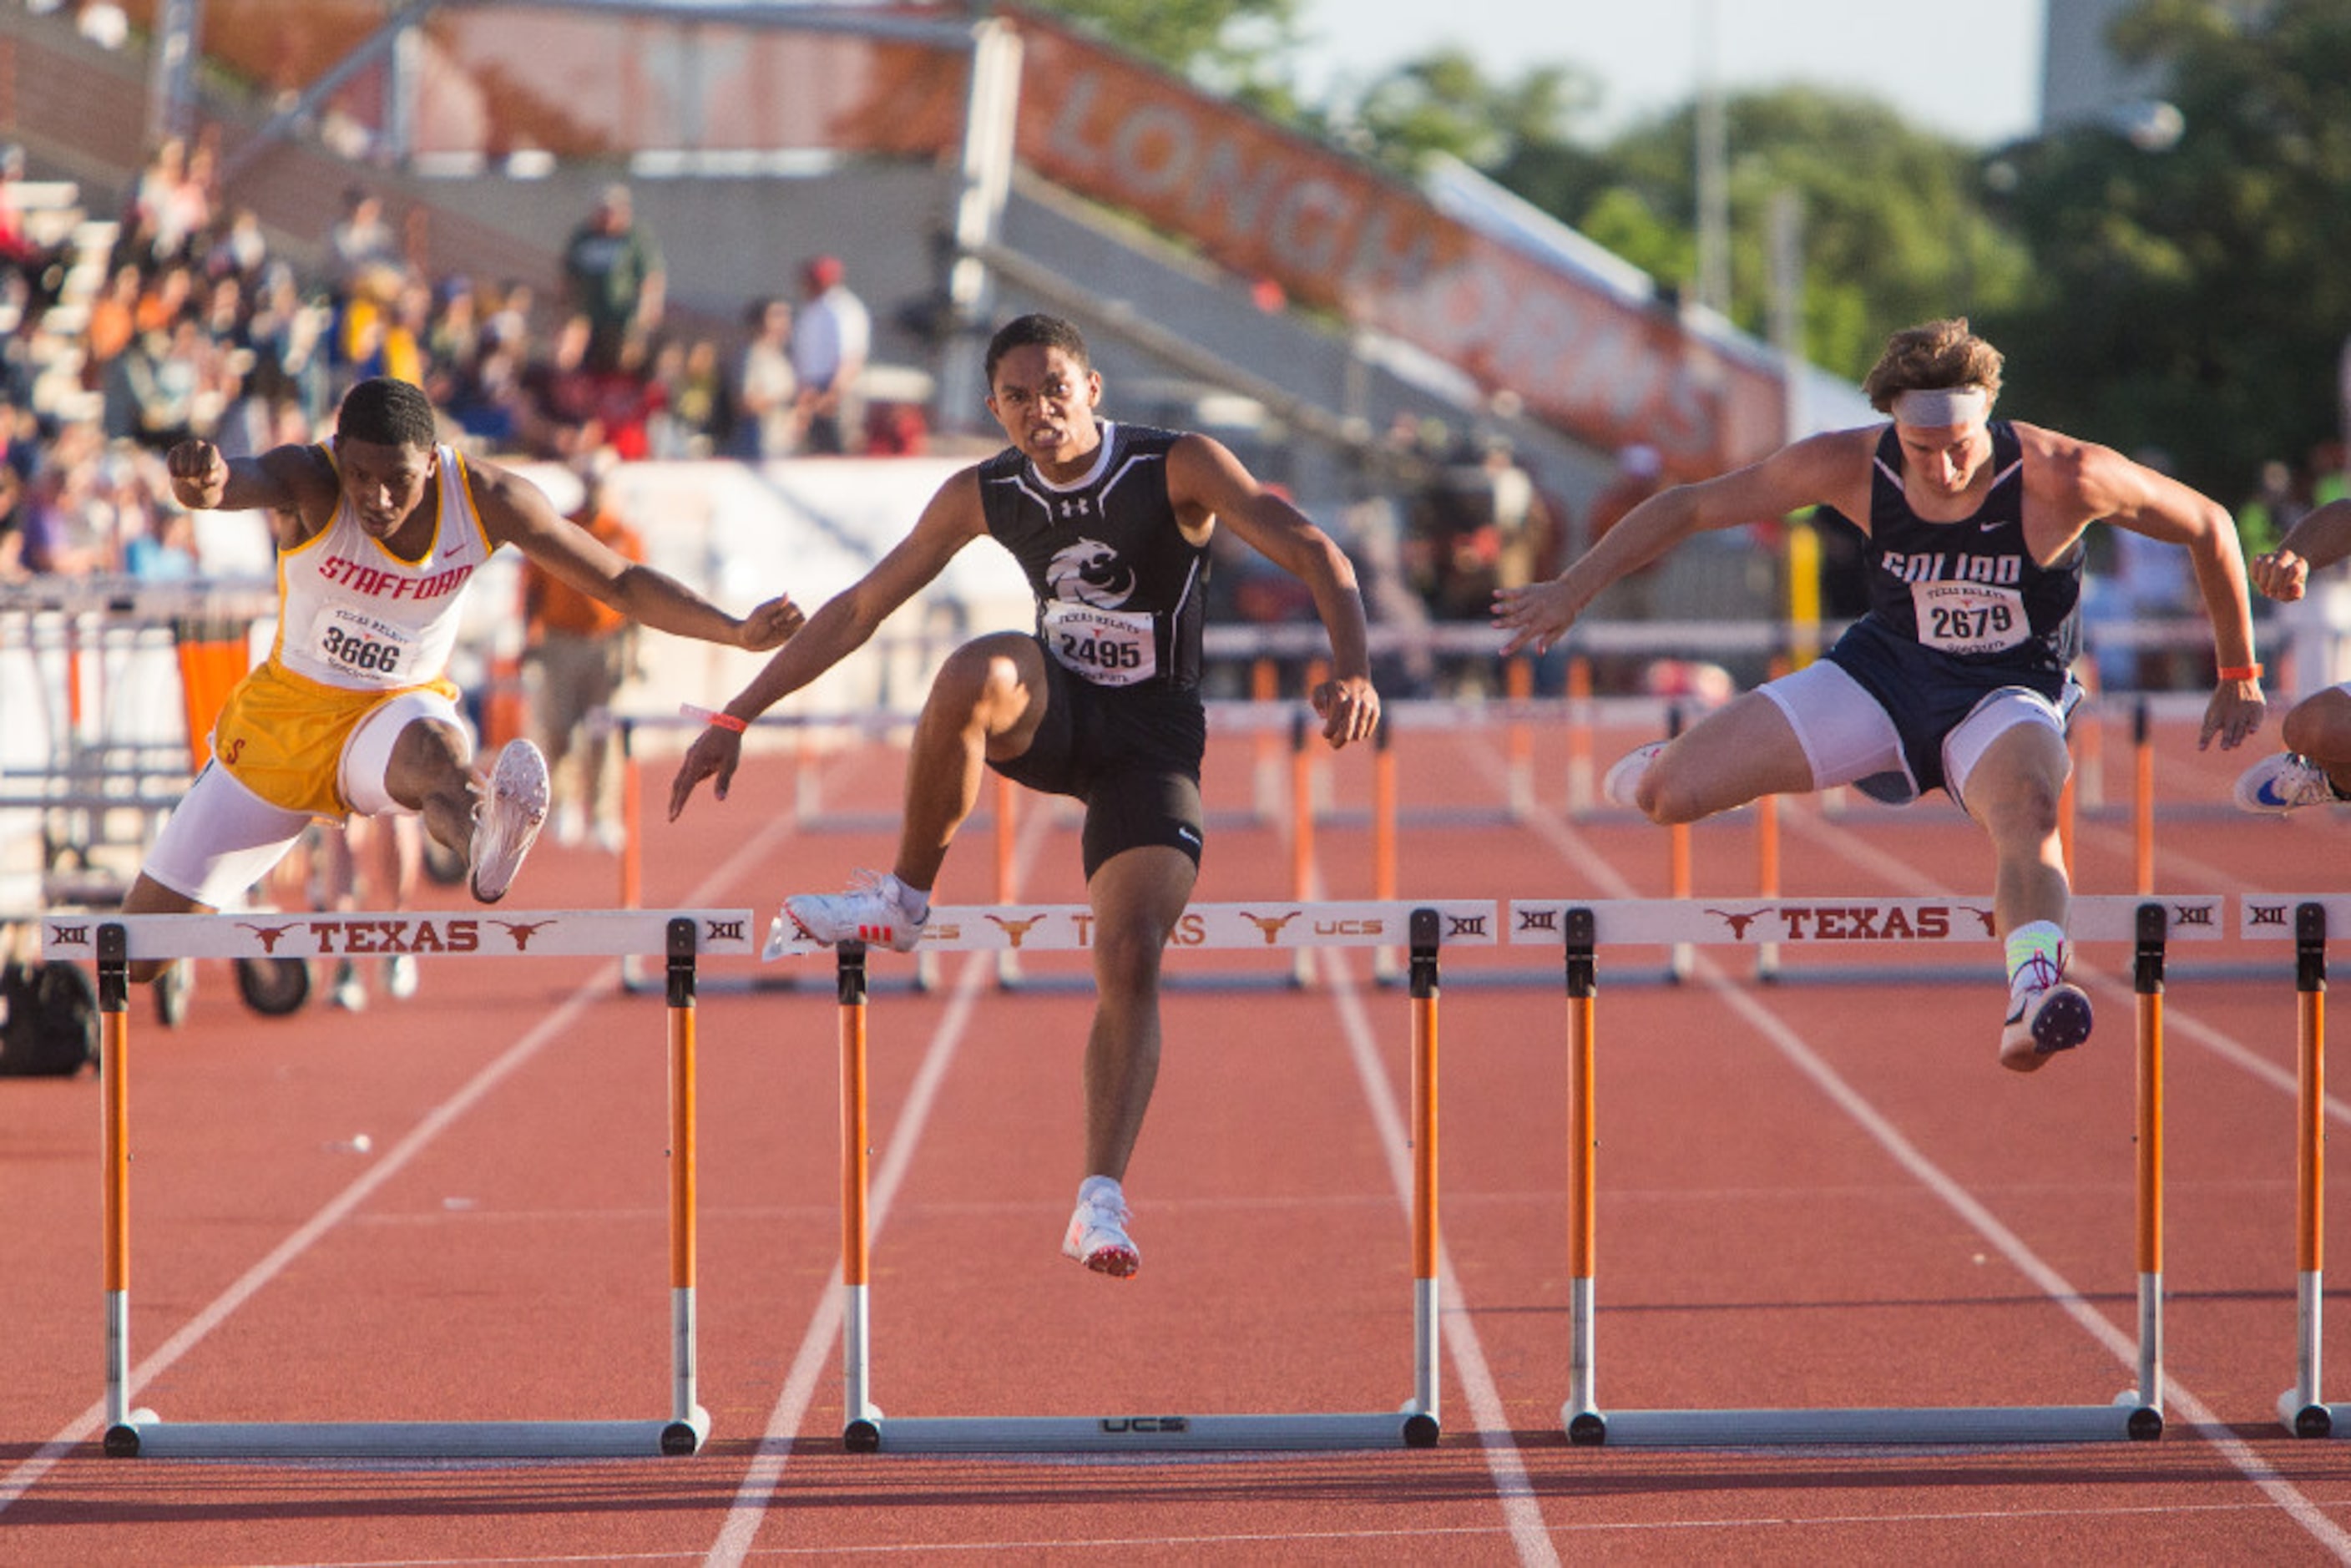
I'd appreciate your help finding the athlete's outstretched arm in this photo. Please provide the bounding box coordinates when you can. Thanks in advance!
[2070,443,2265,751]
[473,463,803,651]
[1170,434,1378,748]
[668,469,989,817]
[2252,498,2351,602]
[1492,430,1867,656]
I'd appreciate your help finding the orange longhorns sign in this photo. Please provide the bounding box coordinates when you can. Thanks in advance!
[999,8,1787,475]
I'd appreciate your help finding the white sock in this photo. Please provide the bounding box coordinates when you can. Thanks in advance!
[2004,920,2066,995]
[1078,1174,1123,1207]
[894,879,931,923]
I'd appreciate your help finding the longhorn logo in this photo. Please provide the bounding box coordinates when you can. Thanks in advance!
[1706,908,1771,939]
[1241,910,1302,945]
[237,921,304,953]
[1961,906,1999,936]
[492,918,559,951]
[983,912,1049,949]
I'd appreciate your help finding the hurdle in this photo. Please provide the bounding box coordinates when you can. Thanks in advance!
[1514,893,2224,1447]
[38,908,753,1460]
[2257,897,2346,1436]
[766,899,1503,1452]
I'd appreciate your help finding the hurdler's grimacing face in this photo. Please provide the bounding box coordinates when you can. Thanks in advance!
[334,438,435,539]
[986,346,1103,471]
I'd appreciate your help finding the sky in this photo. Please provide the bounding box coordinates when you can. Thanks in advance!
[1289,0,2050,149]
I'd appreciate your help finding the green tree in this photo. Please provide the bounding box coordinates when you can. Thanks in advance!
[1979,0,2351,498]
[1011,0,1306,107]
[1494,89,2033,382]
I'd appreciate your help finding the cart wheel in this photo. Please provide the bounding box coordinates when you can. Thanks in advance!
[422,834,467,888]
[235,957,311,1016]
[154,959,193,1028]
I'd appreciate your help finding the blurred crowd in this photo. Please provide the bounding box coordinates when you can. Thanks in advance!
[0,130,901,584]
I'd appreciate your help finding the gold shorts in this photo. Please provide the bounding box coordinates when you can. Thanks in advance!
[210,660,463,817]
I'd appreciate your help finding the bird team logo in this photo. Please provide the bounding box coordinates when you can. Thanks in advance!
[1046,539,1135,608]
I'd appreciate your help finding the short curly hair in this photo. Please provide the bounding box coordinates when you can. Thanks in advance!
[335,377,437,449]
[1860,318,2005,413]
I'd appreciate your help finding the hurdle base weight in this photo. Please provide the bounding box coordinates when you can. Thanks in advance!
[2275,1390,2341,1439]
[1562,1402,2161,1447]
[849,1409,1437,1454]
[101,1411,710,1460]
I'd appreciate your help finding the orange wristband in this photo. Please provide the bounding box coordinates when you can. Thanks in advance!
[680,703,748,732]
[2218,664,2263,682]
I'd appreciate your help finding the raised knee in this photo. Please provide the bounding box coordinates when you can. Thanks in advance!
[1635,766,1702,826]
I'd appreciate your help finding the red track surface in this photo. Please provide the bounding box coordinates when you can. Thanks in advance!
[5,712,2351,1564]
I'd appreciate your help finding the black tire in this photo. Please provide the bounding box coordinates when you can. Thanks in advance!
[154,959,193,1028]
[422,834,467,888]
[235,956,311,1016]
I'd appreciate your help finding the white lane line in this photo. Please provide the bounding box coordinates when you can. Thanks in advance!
[0,810,807,1517]
[703,795,1059,1568]
[1767,801,2351,1560]
[1307,920,1559,1567]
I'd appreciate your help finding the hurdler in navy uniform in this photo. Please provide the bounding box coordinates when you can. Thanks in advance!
[1496,317,2266,1072]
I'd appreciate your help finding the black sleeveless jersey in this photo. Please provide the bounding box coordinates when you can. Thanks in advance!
[976,422,1210,694]
[1820,420,2082,682]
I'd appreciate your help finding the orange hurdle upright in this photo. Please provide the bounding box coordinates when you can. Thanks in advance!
[827,906,1454,1453]
[2278,902,2338,1436]
[1548,896,2173,1446]
[68,912,725,1460]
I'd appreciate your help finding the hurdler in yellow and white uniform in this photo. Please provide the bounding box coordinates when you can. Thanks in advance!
[145,444,488,906]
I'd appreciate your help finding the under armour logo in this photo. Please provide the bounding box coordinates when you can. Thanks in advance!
[1058,497,1092,518]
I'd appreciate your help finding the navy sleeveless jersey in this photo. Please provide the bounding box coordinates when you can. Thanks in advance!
[1822,421,2083,690]
[977,422,1210,694]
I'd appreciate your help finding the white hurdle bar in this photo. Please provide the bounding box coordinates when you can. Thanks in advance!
[1510,893,2224,1448]
[2252,897,2348,1436]
[776,899,1502,1453]
[39,908,755,1461]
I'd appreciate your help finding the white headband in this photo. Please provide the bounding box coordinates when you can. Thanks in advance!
[1891,386,1992,427]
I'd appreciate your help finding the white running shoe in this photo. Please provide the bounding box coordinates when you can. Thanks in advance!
[1603,741,1668,811]
[784,869,928,953]
[1061,1176,1140,1278]
[1999,979,2093,1072]
[384,953,420,1001]
[331,958,367,1012]
[469,739,549,904]
[2233,752,2347,814]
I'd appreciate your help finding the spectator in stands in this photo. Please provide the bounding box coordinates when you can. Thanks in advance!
[520,314,605,460]
[789,255,868,455]
[205,205,269,288]
[0,143,68,320]
[328,185,402,303]
[81,262,143,387]
[523,450,645,852]
[562,185,664,377]
[18,419,110,574]
[649,336,730,459]
[731,295,797,459]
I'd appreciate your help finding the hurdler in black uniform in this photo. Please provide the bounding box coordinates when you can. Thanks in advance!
[1818,420,2086,802]
[978,422,1213,878]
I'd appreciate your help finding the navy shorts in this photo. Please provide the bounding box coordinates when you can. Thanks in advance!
[988,652,1207,881]
[1823,618,2076,800]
